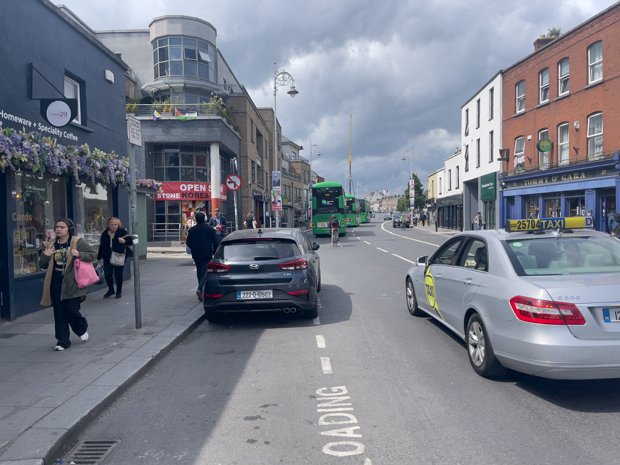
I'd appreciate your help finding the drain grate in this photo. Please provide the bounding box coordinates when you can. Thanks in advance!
[65,440,120,465]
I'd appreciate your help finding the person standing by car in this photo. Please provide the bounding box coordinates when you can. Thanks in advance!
[40,218,96,351]
[210,207,226,248]
[329,215,340,247]
[97,217,133,299]
[186,211,217,301]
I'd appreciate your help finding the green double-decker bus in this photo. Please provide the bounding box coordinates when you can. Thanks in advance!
[358,198,370,223]
[345,193,360,227]
[311,181,347,236]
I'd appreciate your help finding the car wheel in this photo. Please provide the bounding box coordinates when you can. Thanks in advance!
[466,313,505,378]
[305,296,319,319]
[204,309,221,323]
[406,278,424,316]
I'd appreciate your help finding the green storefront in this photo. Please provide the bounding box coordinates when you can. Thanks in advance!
[480,173,497,229]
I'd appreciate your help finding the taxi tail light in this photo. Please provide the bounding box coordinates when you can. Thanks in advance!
[207,262,231,273]
[279,258,308,270]
[509,296,586,325]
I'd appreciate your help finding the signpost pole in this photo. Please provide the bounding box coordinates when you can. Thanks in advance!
[126,116,142,329]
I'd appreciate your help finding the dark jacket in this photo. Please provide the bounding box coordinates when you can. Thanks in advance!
[210,214,227,235]
[97,227,134,261]
[186,222,217,260]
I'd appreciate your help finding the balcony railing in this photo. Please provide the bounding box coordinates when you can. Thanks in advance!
[128,103,222,119]
[501,150,616,177]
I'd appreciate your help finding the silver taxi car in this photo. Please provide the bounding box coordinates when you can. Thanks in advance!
[405,217,620,380]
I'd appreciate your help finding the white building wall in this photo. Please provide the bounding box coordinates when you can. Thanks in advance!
[442,151,463,198]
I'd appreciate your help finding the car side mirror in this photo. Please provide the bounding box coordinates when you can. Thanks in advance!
[312,242,320,251]
[417,255,428,266]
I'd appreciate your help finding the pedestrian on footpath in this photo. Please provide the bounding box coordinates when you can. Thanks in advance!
[473,211,482,230]
[210,207,227,248]
[244,212,254,229]
[40,218,96,351]
[186,211,217,301]
[97,217,133,299]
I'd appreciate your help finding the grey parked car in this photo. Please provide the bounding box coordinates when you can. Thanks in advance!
[405,221,620,380]
[202,228,321,322]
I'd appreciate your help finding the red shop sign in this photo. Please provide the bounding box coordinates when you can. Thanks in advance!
[154,182,228,201]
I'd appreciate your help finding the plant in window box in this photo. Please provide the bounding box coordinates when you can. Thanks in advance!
[136,178,163,193]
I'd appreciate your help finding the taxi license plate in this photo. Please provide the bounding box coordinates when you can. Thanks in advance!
[602,307,620,323]
[237,290,273,300]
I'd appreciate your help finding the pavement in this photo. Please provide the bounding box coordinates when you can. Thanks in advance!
[0,224,458,465]
[0,249,201,465]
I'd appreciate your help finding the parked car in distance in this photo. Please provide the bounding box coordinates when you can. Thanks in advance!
[404,216,620,380]
[384,213,392,221]
[202,228,321,322]
[393,214,409,228]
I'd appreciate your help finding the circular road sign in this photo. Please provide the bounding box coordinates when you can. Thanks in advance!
[226,174,242,190]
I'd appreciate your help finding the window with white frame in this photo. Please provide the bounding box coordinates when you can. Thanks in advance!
[514,136,525,170]
[64,76,81,124]
[558,123,569,165]
[464,109,469,136]
[538,128,549,169]
[476,98,480,128]
[456,166,460,188]
[539,68,549,104]
[448,169,452,191]
[476,138,480,167]
[588,41,603,84]
[515,80,525,113]
[464,144,469,172]
[587,112,603,159]
[558,58,569,96]
[489,130,494,163]
[488,87,494,120]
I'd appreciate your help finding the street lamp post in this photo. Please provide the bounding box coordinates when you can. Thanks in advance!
[273,61,299,228]
[401,150,414,224]
[308,143,320,225]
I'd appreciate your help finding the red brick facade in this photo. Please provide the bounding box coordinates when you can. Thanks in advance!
[502,5,620,174]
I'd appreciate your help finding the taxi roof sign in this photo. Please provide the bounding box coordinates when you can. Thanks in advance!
[505,216,593,232]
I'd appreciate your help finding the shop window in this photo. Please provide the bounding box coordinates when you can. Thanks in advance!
[74,183,113,249]
[545,198,562,218]
[10,173,67,277]
[567,196,586,217]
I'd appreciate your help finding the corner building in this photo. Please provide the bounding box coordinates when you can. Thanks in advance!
[500,4,620,229]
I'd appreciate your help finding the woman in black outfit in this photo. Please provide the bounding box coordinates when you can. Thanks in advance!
[97,217,133,298]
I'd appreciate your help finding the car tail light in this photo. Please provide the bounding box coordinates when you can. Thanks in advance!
[208,262,231,273]
[204,293,223,299]
[287,289,309,296]
[279,258,308,270]
[509,296,586,325]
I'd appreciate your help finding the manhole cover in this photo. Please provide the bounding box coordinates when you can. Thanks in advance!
[65,440,120,465]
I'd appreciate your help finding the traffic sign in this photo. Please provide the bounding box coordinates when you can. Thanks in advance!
[226,174,242,190]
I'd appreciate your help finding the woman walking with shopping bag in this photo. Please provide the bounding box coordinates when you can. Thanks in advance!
[40,218,96,351]
[97,217,133,299]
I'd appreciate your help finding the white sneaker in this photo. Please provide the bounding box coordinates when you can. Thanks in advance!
[80,331,89,342]
[54,345,65,351]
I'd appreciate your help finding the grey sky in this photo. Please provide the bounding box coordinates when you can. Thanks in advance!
[54,0,616,197]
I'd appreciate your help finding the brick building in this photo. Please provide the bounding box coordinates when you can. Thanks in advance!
[500,3,620,230]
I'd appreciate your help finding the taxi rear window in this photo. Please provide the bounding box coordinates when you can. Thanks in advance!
[505,235,620,275]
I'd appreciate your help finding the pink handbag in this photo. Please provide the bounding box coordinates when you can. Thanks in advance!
[74,259,101,288]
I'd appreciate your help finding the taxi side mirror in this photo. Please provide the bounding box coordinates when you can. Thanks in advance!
[417,256,428,266]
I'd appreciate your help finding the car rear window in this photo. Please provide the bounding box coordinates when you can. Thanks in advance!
[217,239,300,261]
[505,235,620,275]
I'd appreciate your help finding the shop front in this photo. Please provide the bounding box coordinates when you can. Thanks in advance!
[499,157,620,230]
[436,194,463,231]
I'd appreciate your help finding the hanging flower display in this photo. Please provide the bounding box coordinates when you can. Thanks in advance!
[136,178,163,192]
[0,122,130,187]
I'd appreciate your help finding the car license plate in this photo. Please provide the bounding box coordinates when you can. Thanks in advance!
[602,307,620,323]
[237,290,273,300]
[318,222,328,228]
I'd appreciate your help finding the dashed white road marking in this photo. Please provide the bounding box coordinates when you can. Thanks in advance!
[376,247,388,253]
[363,241,371,245]
[320,357,333,374]
[316,335,326,349]
[391,253,416,264]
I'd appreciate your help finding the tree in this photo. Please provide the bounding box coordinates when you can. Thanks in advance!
[397,172,426,211]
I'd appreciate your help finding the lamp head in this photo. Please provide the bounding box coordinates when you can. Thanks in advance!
[287,85,299,97]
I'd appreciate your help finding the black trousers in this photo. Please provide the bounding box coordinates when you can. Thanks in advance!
[51,271,88,348]
[193,256,211,290]
[103,259,125,292]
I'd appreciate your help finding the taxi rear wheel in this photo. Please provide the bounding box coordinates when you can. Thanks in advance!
[466,313,505,378]
[406,278,424,316]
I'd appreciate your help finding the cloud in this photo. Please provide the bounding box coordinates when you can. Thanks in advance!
[53,0,616,197]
